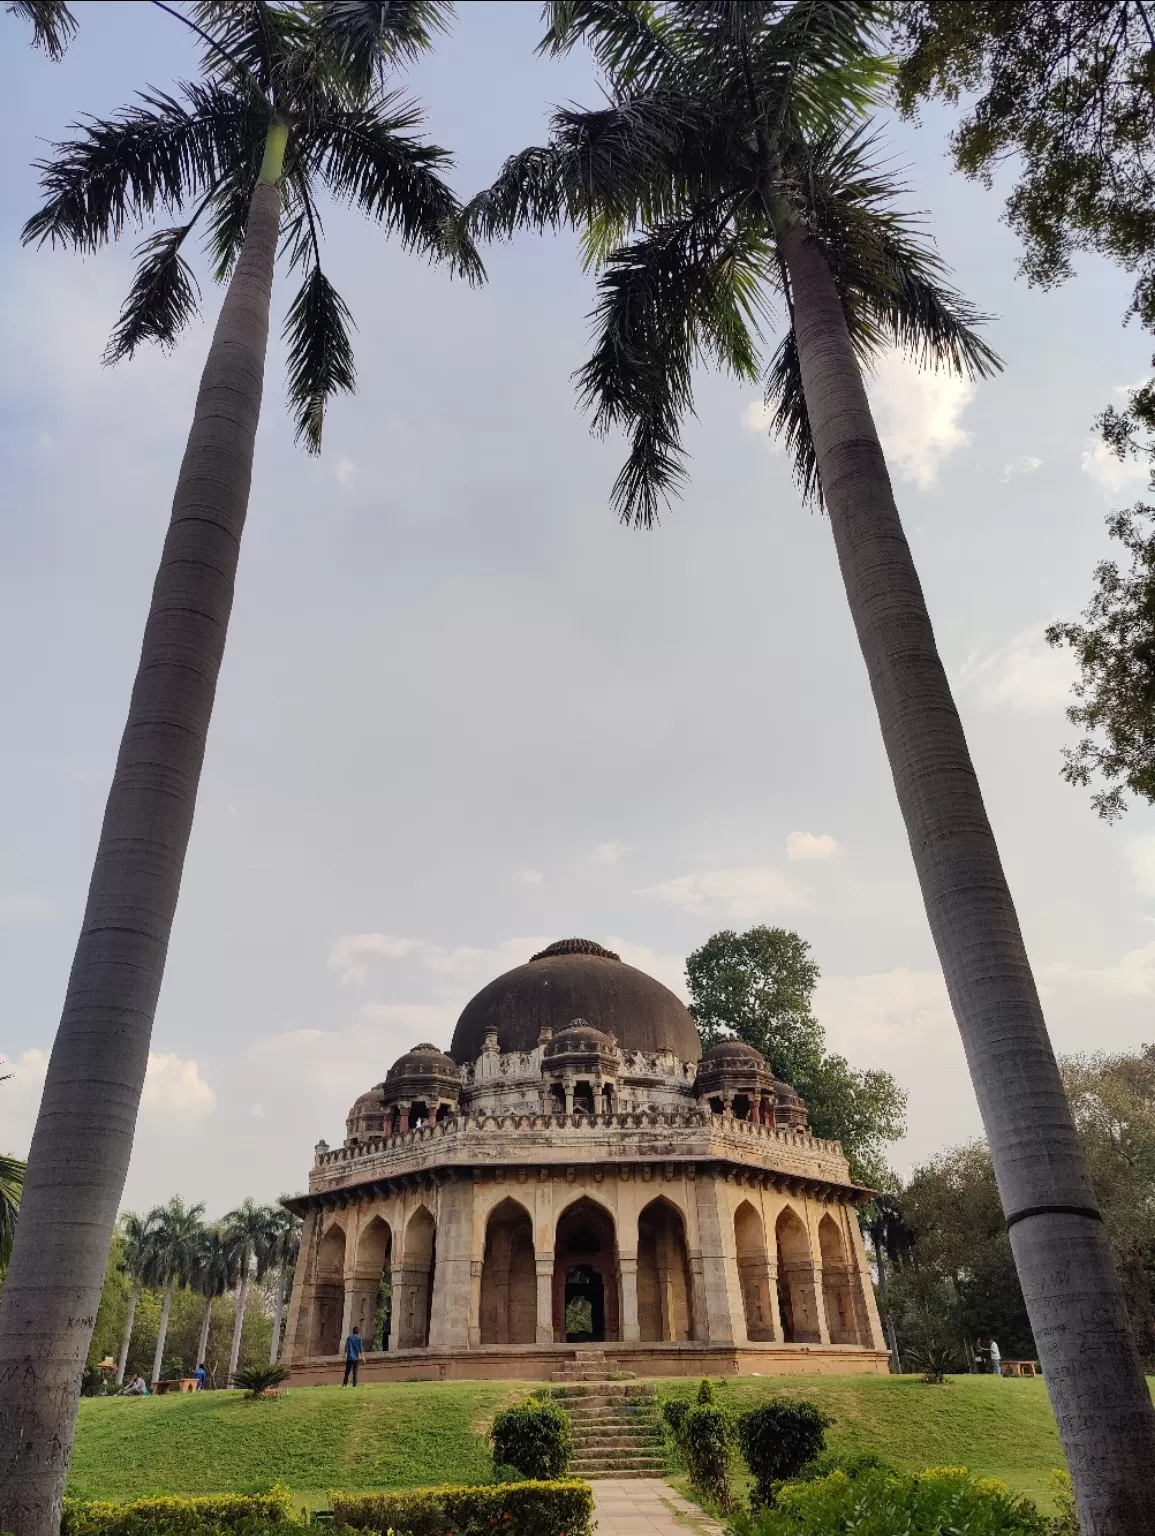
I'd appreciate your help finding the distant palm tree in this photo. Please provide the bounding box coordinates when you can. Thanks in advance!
[222,1199,278,1386]
[0,1155,23,1283]
[472,4,1155,1527]
[8,1,76,58]
[113,1211,153,1386]
[188,1224,234,1384]
[261,1206,302,1365]
[142,1197,206,1386]
[0,7,480,1528]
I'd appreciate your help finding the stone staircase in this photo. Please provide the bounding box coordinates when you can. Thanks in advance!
[551,1378,667,1480]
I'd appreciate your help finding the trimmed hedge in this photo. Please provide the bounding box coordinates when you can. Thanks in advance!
[490,1398,572,1480]
[61,1489,297,1536]
[330,1479,594,1536]
[737,1399,831,1508]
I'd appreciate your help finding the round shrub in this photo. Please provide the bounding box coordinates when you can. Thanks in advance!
[490,1398,572,1481]
[737,1398,832,1508]
[696,1377,717,1405]
[683,1403,734,1510]
[661,1399,690,1438]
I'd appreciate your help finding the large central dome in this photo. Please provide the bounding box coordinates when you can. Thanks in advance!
[449,938,701,1065]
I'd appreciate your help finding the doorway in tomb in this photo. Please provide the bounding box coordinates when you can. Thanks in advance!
[564,1267,605,1342]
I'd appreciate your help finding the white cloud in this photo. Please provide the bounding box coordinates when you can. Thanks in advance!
[786,832,839,862]
[593,841,630,865]
[1041,939,1155,998]
[329,931,424,983]
[741,399,783,449]
[140,1053,216,1122]
[867,351,976,490]
[0,894,54,924]
[636,866,811,920]
[326,931,554,987]
[603,937,689,1000]
[816,967,953,1049]
[1080,438,1148,495]
[1126,835,1155,898]
[334,456,357,489]
[956,627,1074,714]
[1001,455,1042,482]
[517,868,544,884]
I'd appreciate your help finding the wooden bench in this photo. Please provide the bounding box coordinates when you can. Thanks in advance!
[153,1377,199,1395]
[999,1360,1041,1377]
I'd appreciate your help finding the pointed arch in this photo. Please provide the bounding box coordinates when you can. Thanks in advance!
[352,1215,392,1348]
[818,1212,858,1344]
[637,1197,693,1342]
[311,1221,346,1356]
[775,1206,820,1344]
[480,1198,536,1345]
[553,1197,619,1343]
[397,1205,436,1348]
[734,1200,775,1341]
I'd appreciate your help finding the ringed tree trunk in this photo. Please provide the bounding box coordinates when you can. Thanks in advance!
[270,1266,286,1365]
[227,1264,250,1387]
[114,1280,139,1386]
[775,212,1155,1536]
[196,1294,213,1379]
[0,122,287,1536]
[151,1276,175,1386]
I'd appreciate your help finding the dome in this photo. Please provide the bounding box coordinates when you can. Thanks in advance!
[701,1038,766,1064]
[386,1042,458,1082]
[543,1020,619,1060]
[450,939,701,1065]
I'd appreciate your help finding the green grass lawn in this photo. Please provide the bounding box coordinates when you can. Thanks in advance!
[69,1372,1104,1514]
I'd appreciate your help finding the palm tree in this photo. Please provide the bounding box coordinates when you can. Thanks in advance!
[0,7,480,1530]
[0,1155,23,1285]
[141,1197,205,1386]
[113,1211,153,1386]
[472,5,1155,1530]
[222,1199,278,1386]
[188,1223,234,1384]
[261,1205,302,1365]
[8,1,77,58]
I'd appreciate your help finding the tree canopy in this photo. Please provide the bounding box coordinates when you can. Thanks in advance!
[684,925,906,1186]
[894,0,1155,331]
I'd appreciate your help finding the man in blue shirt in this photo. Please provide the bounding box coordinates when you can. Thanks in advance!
[194,1361,207,1390]
[342,1325,364,1386]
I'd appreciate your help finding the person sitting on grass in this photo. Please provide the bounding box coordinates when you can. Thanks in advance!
[342,1325,364,1387]
[119,1374,148,1396]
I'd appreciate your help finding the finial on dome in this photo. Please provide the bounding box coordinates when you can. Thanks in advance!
[530,938,621,962]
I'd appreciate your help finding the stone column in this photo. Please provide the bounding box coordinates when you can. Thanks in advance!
[692,1179,743,1343]
[766,1254,783,1341]
[469,1259,484,1348]
[807,1262,830,1345]
[281,1207,320,1365]
[563,1077,574,1118]
[845,1205,888,1350]
[398,1103,410,1134]
[618,1254,640,1343]
[535,1255,555,1344]
[429,1180,472,1349]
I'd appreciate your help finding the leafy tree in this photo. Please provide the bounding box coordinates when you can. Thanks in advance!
[140,1196,206,1386]
[686,927,905,1185]
[259,1205,301,1364]
[737,1398,831,1508]
[0,8,480,1530]
[113,1212,153,1385]
[222,1199,279,1386]
[471,5,1155,1523]
[893,1,1155,331]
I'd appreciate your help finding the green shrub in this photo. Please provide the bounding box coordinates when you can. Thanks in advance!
[729,1466,1048,1536]
[60,1488,298,1536]
[1048,1471,1079,1536]
[790,1448,895,1483]
[697,1377,717,1405]
[330,1480,593,1536]
[490,1398,572,1480]
[737,1399,832,1508]
[661,1398,690,1438]
[233,1363,291,1400]
[683,1403,734,1510]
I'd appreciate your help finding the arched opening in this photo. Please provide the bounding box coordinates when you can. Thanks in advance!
[573,1081,595,1115]
[734,1201,775,1341]
[732,1094,752,1121]
[553,1198,619,1342]
[637,1198,693,1342]
[549,1082,565,1114]
[709,1097,724,1116]
[410,1100,430,1128]
[775,1207,820,1344]
[312,1222,346,1356]
[480,1199,536,1345]
[352,1216,392,1350]
[397,1206,436,1348]
[819,1213,858,1344]
[602,1084,614,1114]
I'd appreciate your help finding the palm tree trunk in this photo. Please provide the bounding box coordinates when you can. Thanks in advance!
[115,1280,139,1386]
[0,125,286,1536]
[270,1266,285,1365]
[776,212,1155,1536]
[151,1277,174,1386]
[196,1294,213,1379]
[228,1270,249,1387]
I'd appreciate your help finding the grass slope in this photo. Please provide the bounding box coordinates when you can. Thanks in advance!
[70,1373,1088,1511]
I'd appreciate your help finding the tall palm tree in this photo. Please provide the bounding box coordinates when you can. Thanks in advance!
[0,8,480,1532]
[261,1205,301,1365]
[141,1196,205,1386]
[472,5,1155,1530]
[188,1223,234,1383]
[0,1155,23,1284]
[113,1211,153,1386]
[221,1198,277,1386]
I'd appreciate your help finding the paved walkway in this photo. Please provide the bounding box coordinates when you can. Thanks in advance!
[591,1479,725,1536]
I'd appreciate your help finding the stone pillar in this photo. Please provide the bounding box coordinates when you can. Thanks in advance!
[429,1181,472,1349]
[563,1077,574,1118]
[398,1103,410,1134]
[618,1254,640,1343]
[766,1255,783,1341]
[469,1259,484,1347]
[807,1262,830,1345]
[692,1180,743,1343]
[845,1205,888,1350]
[281,1208,320,1365]
[535,1255,555,1344]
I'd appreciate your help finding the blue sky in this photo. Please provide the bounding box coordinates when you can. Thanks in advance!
[3,2,1154,1213]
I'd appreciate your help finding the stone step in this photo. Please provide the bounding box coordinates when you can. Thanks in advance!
[572,1457,667,1474]
[573,1433,663,1449]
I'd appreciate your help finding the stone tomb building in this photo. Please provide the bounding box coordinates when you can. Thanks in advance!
[282,939,887,1381]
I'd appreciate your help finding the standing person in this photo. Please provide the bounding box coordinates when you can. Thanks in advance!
[974,1337,988,1374]
[989,1339,1002,1376]
[194,1361,207,1391]
[342,1325,364,1387]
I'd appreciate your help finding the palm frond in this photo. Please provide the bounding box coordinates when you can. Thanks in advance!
[283,262,356,452]
[579,202,767,527]
[541,0,683,91]
[22,80,262,251]
[764,327,820,503]
[309,103,482,279]
[204,160,263,280]
[0,1152,23,1274]
[103,223,203,363]
[192,1,311,100]
[7,0,76,58]
[315,0,453,94]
